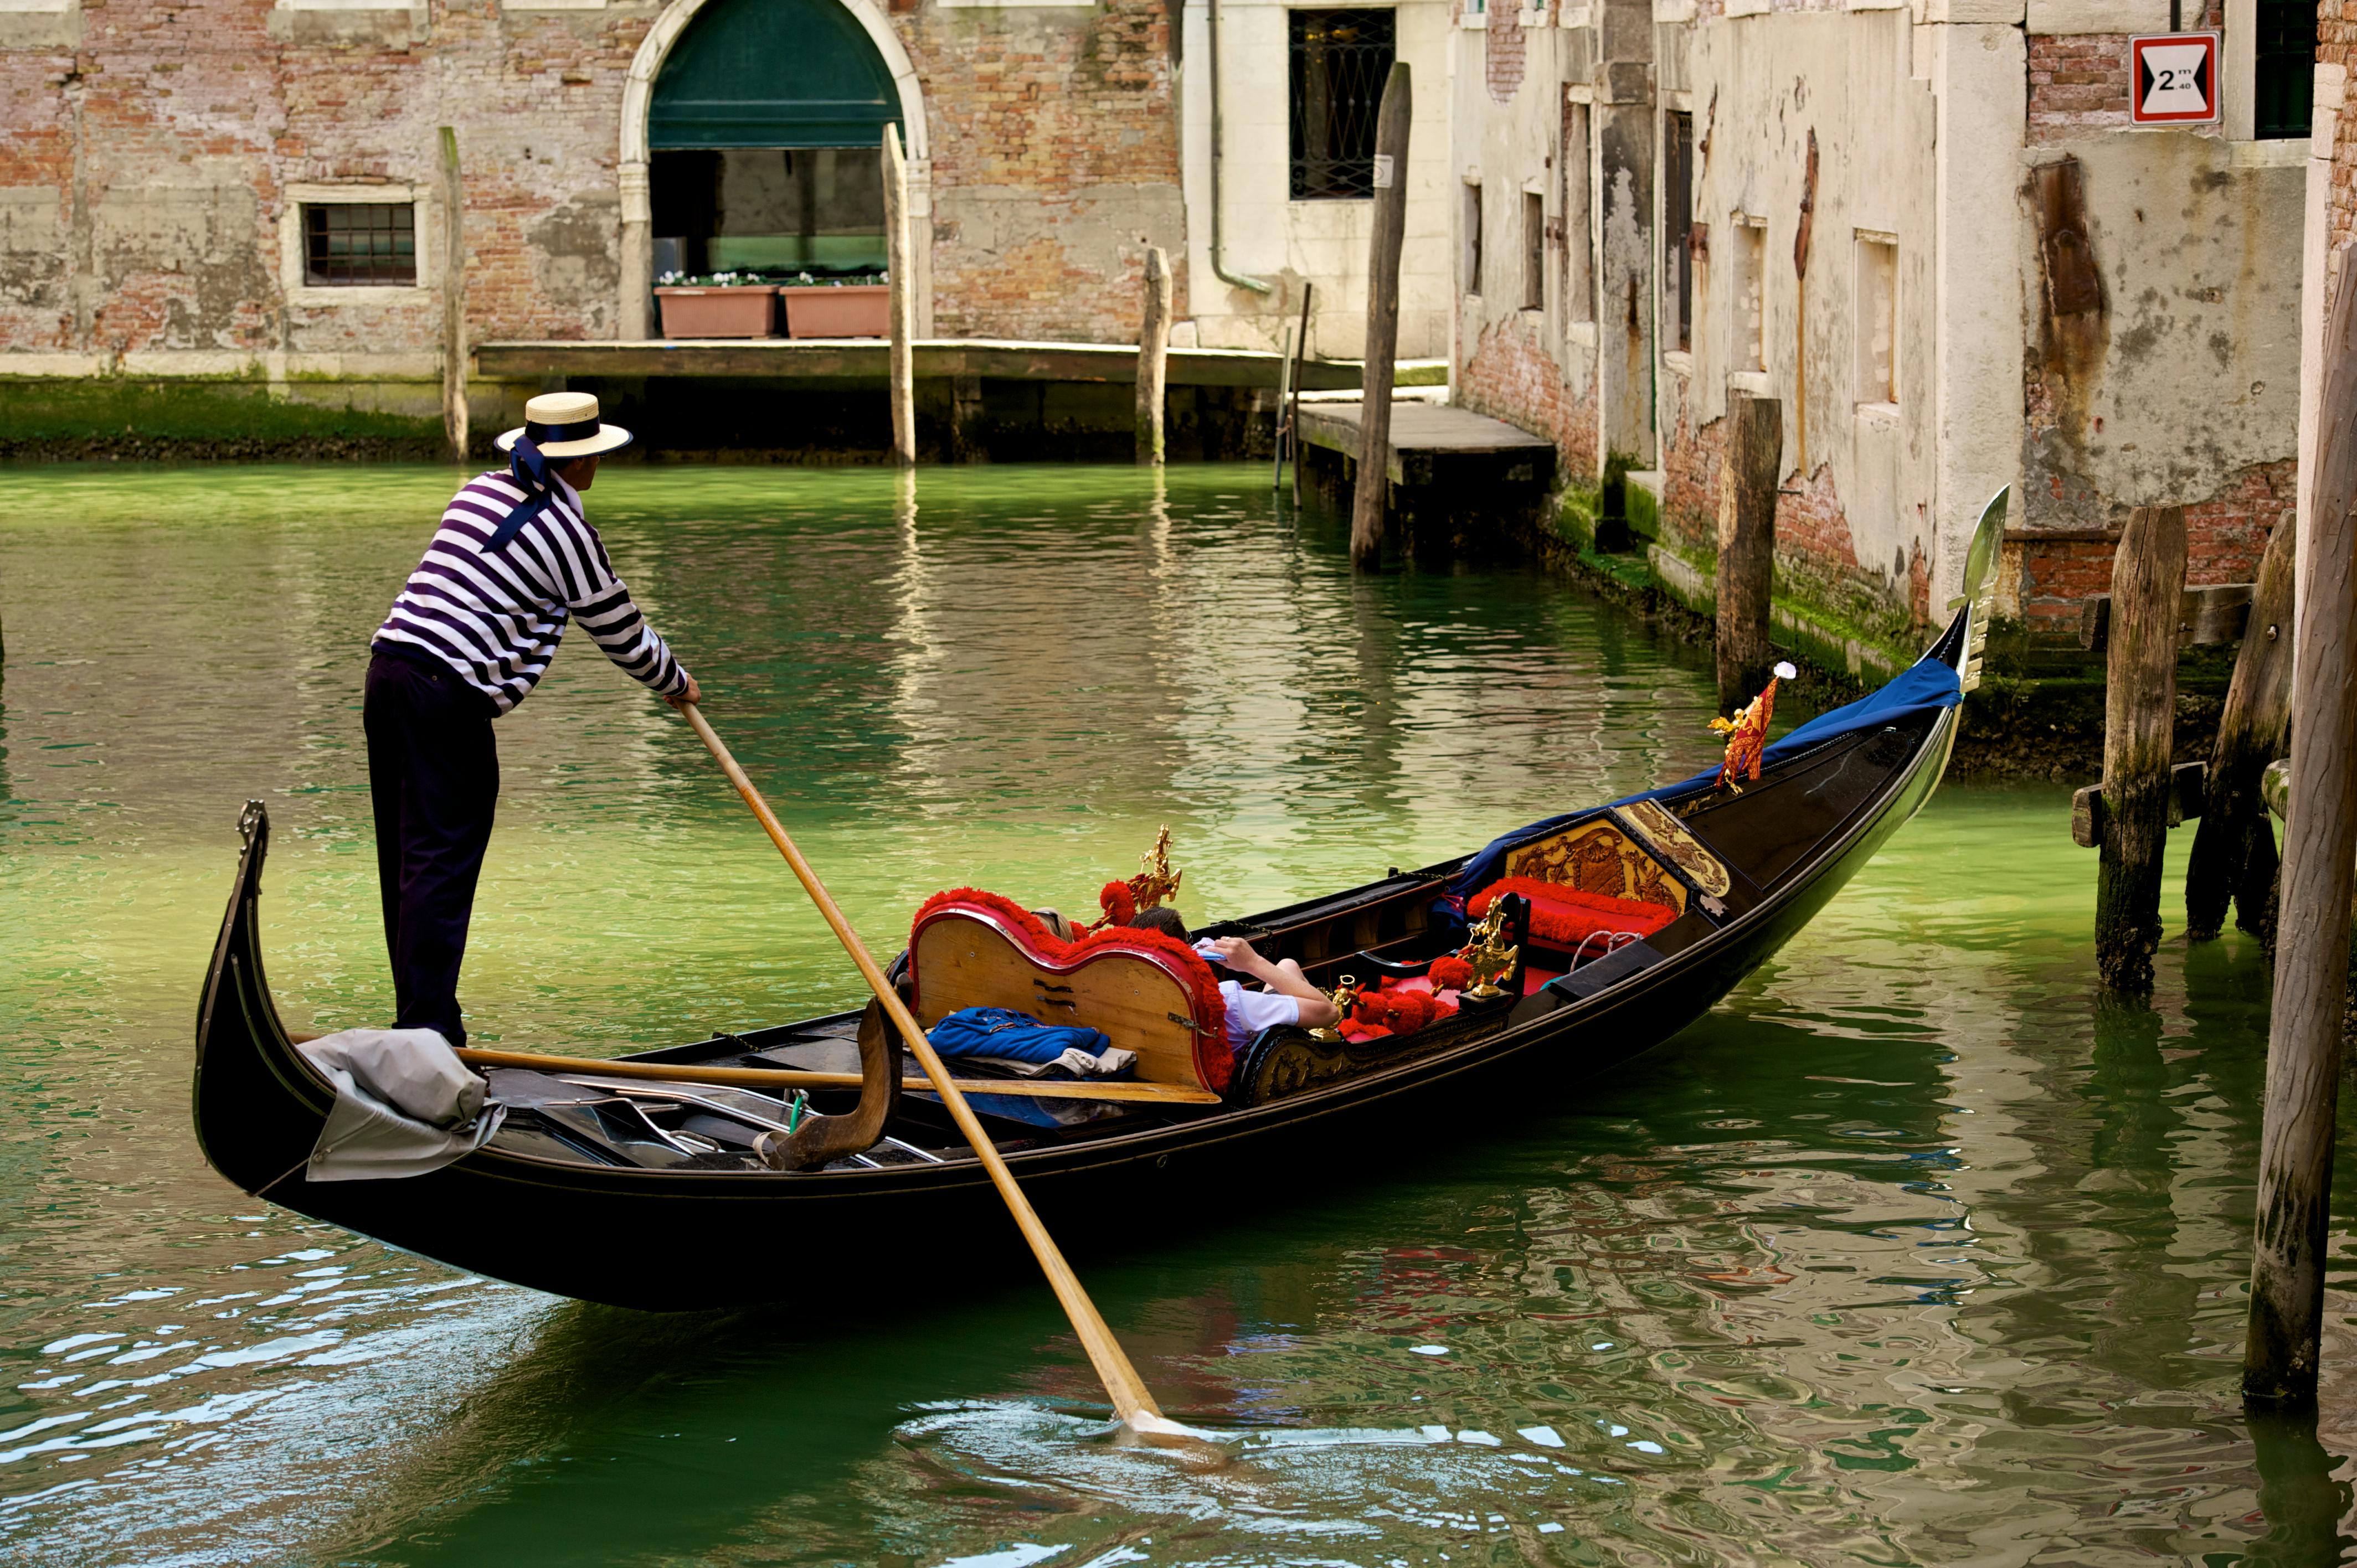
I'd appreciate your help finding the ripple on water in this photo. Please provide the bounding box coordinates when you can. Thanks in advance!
[0,465,2352,1565]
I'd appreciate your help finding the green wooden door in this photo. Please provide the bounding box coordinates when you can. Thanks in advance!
[650,0,903,150]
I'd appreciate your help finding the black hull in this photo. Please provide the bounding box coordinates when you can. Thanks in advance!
[194,633,1971,1312]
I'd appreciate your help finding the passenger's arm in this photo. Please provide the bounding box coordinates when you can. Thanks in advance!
[1204,938,1341,1029]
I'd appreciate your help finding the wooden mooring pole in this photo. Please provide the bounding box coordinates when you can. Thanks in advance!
[883,123,916,468]
[1289,281,1311,506]
[1269,321,1293,489]
[2185,512,2294,940]
[2093,504,2187,992]
[2245,243,2357,1408]
[1136,246,1171,466]
[1716,391,1780,711]
[1350,62,1411,570]
[438,126,467,464]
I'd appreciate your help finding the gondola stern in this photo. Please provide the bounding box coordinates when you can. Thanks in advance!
[193,801,332,1195]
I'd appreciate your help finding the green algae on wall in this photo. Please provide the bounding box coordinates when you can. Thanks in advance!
[0,377,448,460]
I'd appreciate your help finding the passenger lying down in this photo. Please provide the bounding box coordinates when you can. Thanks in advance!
[1125,905,1343,1045]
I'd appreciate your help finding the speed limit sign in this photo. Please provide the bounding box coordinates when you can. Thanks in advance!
[2128,32,2221,125]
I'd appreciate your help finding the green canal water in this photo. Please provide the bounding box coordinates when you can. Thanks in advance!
[3,462,2354,1566]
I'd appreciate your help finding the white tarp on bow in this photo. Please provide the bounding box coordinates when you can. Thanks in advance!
[296,1028,505,1182]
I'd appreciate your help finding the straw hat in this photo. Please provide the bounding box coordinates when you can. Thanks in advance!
[492,391,635,458]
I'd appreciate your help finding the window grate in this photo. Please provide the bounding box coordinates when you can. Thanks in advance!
[2254,0,2314,140]
[1289,9,1397,201]
[303,202,416,286]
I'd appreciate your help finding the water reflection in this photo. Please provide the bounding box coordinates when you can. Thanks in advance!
[2,465,2354,1564]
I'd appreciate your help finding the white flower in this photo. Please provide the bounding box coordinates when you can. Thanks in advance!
[1773,661,1798,679]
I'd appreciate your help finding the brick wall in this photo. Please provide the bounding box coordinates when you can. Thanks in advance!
[0,0,1182,360]
[1485,5,1525,103]
[1658,399,1718,553]
[1455,312,1599,479]
[2013,453,2292,633]
[2027,6,2220,143]
[1661,406,1929,631]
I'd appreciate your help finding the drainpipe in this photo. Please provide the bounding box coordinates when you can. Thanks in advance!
[1207,0,1274,297]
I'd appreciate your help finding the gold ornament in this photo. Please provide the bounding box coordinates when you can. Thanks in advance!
[1459,906,1520,1001]
[1314,974,1359,1041]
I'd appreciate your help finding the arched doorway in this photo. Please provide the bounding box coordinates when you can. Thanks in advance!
[617,0,928,337]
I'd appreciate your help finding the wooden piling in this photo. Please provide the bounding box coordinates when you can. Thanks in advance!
[1716,391,1780,710]
[438,126,467,464]
[2093,503,2188,992]
[1289,282,1311,506]
[883,123,916,468]
[2245,243,2357,1409]
[1136,246,1171,466]
[2185,512,2295,940]
[1350,62,1412,570]
[1270,321,1293,488]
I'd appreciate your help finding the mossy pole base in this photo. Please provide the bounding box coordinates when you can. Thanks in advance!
[1715,391,1780,711]
[2246,243,2357,1410]
[1135,246,1171,466]
[1350,63,1411,570]
[2185,512,2294,940]
[2094,504,2186,993]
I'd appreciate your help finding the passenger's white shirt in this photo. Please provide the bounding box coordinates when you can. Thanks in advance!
[1219,980,1301,1048]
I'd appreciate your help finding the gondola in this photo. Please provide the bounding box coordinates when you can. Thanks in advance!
[193,493,2008,1313]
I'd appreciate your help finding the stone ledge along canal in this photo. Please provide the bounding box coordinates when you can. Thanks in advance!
[2,462,2354,1565]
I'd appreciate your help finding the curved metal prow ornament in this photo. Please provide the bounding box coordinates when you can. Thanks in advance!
[1951,486,2009,695]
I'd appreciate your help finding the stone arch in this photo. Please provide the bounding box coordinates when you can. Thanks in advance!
[617,0,929,338]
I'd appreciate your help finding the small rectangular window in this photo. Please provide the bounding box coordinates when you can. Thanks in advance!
[2255,0,2315,139]
[1289,9,1398,200]
[1855,233,1897,407]
[1663,111,1694,353]
[1732,216,1766,373]
[1464,182,1483,297]
[1522,192,1545,311]
[1562,95,1593,326]
[303,202,416,286]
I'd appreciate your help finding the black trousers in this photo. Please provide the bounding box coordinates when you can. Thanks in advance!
[364,649,499,1048]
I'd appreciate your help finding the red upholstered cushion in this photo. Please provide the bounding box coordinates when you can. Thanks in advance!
[1468,877,1677,949]
[909,888,1234,1091]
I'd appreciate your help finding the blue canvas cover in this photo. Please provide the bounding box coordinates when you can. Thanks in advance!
[927,1007,1125,1072]
[1449,651,1962,897]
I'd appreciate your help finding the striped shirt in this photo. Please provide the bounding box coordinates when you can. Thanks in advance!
[373,471,689,714]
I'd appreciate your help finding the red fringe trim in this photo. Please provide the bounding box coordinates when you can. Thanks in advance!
[909,888,1233,1094]
[1468,877,1678,948]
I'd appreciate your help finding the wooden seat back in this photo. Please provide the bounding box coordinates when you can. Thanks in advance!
[909,894,1230,1093]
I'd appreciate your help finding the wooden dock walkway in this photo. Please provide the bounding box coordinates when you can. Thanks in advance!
[1293,398,1554,553]
[1295,399,1553,488]
[477,338,1449,394]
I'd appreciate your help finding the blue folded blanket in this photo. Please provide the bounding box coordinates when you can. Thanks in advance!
[927,1007,1135,1079]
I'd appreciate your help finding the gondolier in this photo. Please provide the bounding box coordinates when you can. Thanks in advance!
[365,391,699,1048]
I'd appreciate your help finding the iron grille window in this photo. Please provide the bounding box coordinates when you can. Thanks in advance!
[2254,0,2314,140]
[302,202,416,286]
[1289,9,1397,200]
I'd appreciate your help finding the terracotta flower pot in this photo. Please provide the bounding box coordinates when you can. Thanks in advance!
[780,285,890,339]
[654,286,778,339]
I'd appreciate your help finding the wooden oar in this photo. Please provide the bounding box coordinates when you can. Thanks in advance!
[675,702,1189,1438]
[452,1046,1220,1105]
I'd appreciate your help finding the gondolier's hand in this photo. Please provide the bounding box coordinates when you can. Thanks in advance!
[666,674,704,711]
